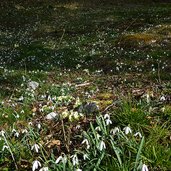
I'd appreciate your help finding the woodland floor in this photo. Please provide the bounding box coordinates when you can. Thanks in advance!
[0,1,171,171]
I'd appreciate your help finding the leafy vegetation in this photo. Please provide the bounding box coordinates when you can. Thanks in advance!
[0,1,171,170]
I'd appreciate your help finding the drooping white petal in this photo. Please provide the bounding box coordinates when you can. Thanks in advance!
[123,126,132,135]
[32,160,41,171]
[99,140,106,151]
[142,164,148,171]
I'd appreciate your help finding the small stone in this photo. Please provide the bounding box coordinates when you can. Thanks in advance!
[79,102,99,114]
[45,112,58,120]
[28,81,39,90]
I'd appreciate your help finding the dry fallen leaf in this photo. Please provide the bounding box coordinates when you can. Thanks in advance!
[47,139,61,148]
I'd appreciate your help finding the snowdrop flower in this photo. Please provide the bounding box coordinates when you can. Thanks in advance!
[12,129,19,138]
[105,118,112,125]
[31,144,40,153]
[104,114,110,119]
[71,154,79,166]
[55,155,67,164]
[134,132,142,138]
[110,127,120,135]
[161,107,165,112]
[22,75,26,82]
[37,123,41,129]
[32,160,41,171]
[81,139,90,149]
[104,114,112,125]
[21,110,25,114]
[18,96,24,101]
[39,167,48,171]
[142,164,148,171]
[55,156,63,164]
[123,126,132,135]
[146,94,150,104]
[83,154,89,160]
[76,125,81,130]
[2,145,9,151]
[22,129,28,134]
[28,122,33,126]
[99,140,106,151]
[75,169,82,171]
[0,130,5,137]
[95,126,101,131]
[14,132,19,138]
[96,133,101,140]
[160,95,166,101]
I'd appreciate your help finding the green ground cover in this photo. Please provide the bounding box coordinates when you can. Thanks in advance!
[0,1,171,170]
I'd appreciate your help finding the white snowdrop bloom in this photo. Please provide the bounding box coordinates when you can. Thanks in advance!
[134,132,142,138]
[104,114,110,119]
[32,160,41,171]
[110,127,120,135]
[39,167,49,171]
[28,122,33,126]
[161,107,165,112]
[123,126,132,135]
[2,145,9,151]
[142,164,148,171]
[18,96,24,101]
[37,123,41,129]
[12,129,19,137]
[22,129,28,134]
[31,144,40,153]
[76,125,81,130]
[14,132,19,138]
[71,154,79,166]
[55,156,63,164]
[105,118,112,125]
[95,126,101,131]
[160,95,166,101]
[146,94,150,104]
[15,114,20,119]
[45,112,58,120]
[28,81,39,90]
[21,110,25,114]
[83,154,89,160]
[96,133,101,140]
[22,76,26,82]
[0,130,5,137]
[12,129,16,133]
[81,139,90,149]
[47,95,52,101]
[75,169,82,171]
[56,155,67,164]
[99,140,106,151]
